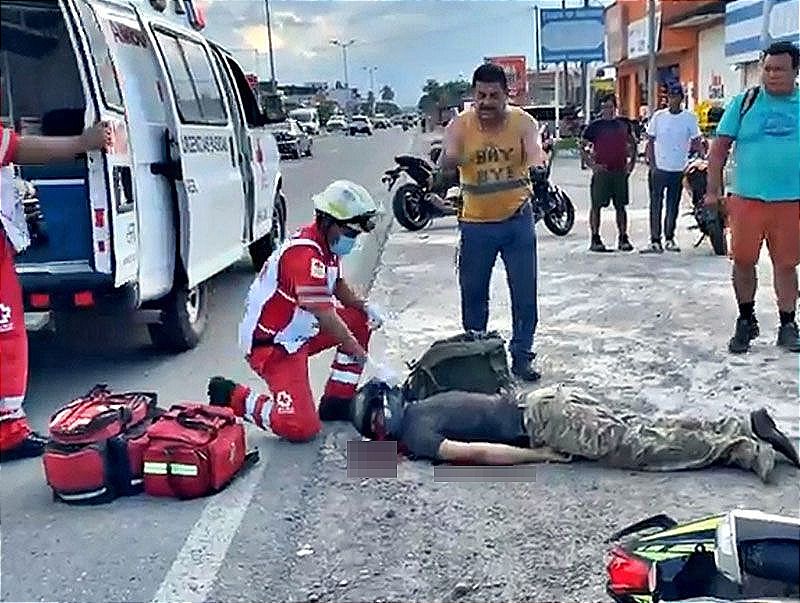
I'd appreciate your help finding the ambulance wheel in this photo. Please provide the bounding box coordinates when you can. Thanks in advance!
[148,282,208,352]
[249,191,286,271]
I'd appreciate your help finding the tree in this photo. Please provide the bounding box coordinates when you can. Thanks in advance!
[380,85,395,102]
[417,78,470,113]
[375,101,401,116]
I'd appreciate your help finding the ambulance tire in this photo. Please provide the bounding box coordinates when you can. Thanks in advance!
[147,282,208,352]
[249,191,286,271]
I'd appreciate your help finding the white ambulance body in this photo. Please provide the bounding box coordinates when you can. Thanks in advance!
[0,0,285,350]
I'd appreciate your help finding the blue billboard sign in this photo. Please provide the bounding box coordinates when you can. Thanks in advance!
[538,7,606,63]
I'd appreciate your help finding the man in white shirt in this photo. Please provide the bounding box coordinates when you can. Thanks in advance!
[642,86,703,253]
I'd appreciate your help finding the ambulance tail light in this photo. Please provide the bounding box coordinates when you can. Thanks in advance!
[74,291,95,307]
[606,546,651,594]
[30,294,50,309]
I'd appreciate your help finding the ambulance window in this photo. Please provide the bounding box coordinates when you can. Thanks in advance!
[76,1,124,112]
[153,30,226,125]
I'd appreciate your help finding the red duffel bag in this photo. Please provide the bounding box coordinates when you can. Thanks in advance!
[143,403,252,499]
[43,385,160,504]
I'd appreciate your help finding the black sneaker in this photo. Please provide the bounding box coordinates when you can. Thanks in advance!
[729,317,759,354]
[640,241,663,254]
[208,376,237,407]
[0,432,48,462]
[590,237,611,253]
[777,321,800,352]
[512,354,541,382]
[751,408,800,468]
[618,236,634,252]
[318,396,352,422]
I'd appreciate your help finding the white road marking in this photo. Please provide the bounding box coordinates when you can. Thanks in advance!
[149,450,268,603]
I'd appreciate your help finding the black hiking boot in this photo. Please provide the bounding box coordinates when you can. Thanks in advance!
[590,236,610,253]
[208,376,237,407]
[512,353,541,383]
[751,408,800,468]
[777,321,800,352]
[0,432,48,462]
[318,396,352,422]
[729,317,760,354]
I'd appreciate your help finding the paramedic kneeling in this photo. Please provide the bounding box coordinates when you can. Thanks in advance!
[209,180,384,443]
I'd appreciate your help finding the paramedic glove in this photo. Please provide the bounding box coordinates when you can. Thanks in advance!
[364,303,385,330]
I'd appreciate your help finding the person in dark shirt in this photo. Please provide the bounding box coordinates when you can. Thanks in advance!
[349,380,799,482]
[581,94,638,252]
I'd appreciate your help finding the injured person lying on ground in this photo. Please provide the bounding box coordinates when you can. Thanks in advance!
[350,381,800,483]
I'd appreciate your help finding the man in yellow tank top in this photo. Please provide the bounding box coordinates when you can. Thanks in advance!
[438,63,547,381]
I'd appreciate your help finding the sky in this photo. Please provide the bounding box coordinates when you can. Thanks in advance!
[201,0,612,106]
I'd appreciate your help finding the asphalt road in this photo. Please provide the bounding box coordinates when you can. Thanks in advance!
[0,127,412,603]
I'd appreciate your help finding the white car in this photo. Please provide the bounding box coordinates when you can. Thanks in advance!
[349,115,373,136]
[326,116,347,132]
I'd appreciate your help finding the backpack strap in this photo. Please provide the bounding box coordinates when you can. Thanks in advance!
[739,86,760,123]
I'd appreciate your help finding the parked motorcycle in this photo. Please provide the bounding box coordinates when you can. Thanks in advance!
[383,126,575,235]
[683,154,727,256]
[382,154,460,231]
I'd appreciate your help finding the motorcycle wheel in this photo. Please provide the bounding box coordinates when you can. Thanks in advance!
[543,188,575,236]
[392,183,431,231]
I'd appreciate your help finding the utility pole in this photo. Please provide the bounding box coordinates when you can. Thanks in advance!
[330,39,356,89]
[363,66,377,94]
[647,0,657,116]
[582,0,591,124]
[264,0,276,91]
[561,0,569,106]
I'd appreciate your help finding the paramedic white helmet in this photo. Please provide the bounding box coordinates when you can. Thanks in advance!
[312,180,380,233]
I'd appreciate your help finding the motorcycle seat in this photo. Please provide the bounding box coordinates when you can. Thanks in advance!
[395,155,433,171]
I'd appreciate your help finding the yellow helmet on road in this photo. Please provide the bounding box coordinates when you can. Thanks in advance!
[312,180,379,232]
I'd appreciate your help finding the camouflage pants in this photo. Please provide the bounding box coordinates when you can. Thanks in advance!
[519,386,775,481]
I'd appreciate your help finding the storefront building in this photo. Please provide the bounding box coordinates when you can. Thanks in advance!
[725,0,800,89]
[606,0,727,117]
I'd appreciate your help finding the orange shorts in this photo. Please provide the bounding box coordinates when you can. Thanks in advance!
[728,195,800,268]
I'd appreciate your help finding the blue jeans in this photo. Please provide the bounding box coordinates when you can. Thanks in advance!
[458,203,538,359]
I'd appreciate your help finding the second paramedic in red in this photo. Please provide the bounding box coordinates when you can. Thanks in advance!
[208,180,384,442]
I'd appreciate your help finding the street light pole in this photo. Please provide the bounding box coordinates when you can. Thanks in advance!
[647,0,657,116]
[363,66,377,94]
[330,39,356,88]
[264,0,276,90]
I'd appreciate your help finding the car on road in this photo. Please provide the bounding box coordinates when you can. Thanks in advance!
[325,115,348,133]
[374,117,391,129]
[349,115,374,136]
[288,107,320,135]
[268,119,313,159]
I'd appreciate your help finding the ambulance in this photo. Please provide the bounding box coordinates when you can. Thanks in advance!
[0,0,285,351]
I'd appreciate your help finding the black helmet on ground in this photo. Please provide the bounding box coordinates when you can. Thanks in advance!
[351,379,406,440]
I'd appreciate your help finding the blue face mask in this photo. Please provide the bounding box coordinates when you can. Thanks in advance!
[331,233,357,256]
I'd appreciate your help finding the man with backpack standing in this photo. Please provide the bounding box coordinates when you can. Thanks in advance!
[642,85,703,254]
[705,41,800,354]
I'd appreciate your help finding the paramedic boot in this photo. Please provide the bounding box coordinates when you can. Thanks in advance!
[318,396,352,422]
[0,431,47,462]
[751,408,800,468]
[512,353,541,383]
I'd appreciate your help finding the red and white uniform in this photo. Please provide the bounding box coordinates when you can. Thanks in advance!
[235,223,370,442]
[0,124,33,452]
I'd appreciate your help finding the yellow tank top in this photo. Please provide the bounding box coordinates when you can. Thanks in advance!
[458,106,533,223]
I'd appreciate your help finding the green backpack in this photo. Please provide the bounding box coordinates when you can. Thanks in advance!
[402,331,513,401]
